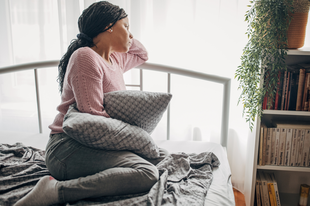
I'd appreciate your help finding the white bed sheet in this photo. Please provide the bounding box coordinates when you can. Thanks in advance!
[154,140,235,206]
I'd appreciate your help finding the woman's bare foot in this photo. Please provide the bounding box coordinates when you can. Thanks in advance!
[14,176,59,206]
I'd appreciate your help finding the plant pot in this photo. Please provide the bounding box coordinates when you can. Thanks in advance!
[287,12,309,49]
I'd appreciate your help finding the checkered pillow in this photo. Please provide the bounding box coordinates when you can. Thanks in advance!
[104,90,172,134]
[63,104,160,159]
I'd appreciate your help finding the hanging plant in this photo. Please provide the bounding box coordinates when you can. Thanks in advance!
[235,0,294,130]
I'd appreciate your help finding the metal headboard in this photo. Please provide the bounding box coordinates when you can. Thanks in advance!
[0,61,231,147]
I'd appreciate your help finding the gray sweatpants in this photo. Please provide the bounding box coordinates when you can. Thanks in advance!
[45,133,168,203]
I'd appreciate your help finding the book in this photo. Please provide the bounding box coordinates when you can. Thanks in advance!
[278,71,284,110]
[263,93,268,110]
[274,71,282,110]
[278,128,287,166]
[302,73,310,111]
[288,69,299,110]
[308,89,310,111]
[267,94,274,110]
[296,69,306,111]
[290,129,298,166]
[309,148,310,168]
[281,71,287,110]
[295,129,302,166]
[259,173,264,206]
[301,129,310,167]
[309,144,310,168]
[266,128,272,165]
[270,128,276,165]
[263,72,269,110]
[273,128,281,165]
[284,71,290,110]
[284,128,292,166]
[296,129,305,166]
[264,172,276,206]
[299,184,310,206]
[263,126,268,165]
[258,171,270,206]
[259,126,264,166]
[262,71,275,110]
[300,64,310,110]
[270,173,281,206]
[308,92,310,111]
[256,173,262,206]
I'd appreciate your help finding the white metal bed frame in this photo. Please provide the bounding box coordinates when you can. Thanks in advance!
[0,61,231,147]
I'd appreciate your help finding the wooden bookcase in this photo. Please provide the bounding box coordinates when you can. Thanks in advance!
[249,48,310,206]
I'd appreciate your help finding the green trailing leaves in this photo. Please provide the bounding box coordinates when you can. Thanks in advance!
[235,0,293,130]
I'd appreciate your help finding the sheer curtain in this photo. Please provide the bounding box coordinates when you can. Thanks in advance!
[5,0,304,196]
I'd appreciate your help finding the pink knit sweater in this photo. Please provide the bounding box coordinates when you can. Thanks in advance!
[49,39,148,134]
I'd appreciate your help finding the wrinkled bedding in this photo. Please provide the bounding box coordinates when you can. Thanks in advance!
[0,143,220,206]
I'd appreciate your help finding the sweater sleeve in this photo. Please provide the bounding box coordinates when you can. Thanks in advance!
[68,49,110,118]
[113,38,148,73]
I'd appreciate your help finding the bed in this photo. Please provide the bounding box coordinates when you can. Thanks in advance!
[0,61,234,206]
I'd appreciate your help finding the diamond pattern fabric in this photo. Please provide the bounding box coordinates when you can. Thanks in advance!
[104,90,172,134]
[63,105,160,159]
[62,91,172,159]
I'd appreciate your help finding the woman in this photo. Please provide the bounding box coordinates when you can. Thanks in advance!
[14,1,168,206]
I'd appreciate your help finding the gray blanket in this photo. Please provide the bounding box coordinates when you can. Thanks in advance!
[0,143,220,206]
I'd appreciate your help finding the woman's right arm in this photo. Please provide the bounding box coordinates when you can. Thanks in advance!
[113,38,148,73]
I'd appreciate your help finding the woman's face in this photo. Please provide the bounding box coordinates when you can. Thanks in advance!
[110,17,133,53]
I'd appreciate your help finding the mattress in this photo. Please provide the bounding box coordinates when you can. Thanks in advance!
[154,140,235,206]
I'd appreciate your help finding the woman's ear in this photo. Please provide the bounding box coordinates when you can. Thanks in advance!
[105,23,113,32]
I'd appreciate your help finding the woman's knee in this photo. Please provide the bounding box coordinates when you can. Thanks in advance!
[140,164,159,187]
[150,165,159,182]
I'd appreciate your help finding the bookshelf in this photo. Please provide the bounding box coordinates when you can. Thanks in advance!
[250,48,310,206]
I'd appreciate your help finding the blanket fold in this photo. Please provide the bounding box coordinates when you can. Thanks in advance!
[0,143,219,206]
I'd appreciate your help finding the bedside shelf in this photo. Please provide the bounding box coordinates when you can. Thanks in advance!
[261,110,310,127]
[257,165,310,172]
[262,110,310,116]
[287,48,310,56]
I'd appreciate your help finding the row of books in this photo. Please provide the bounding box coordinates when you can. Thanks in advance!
[258,125,310,167]
[256,171,310,206]
[262,63,310,111]
[256,171,280,206]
